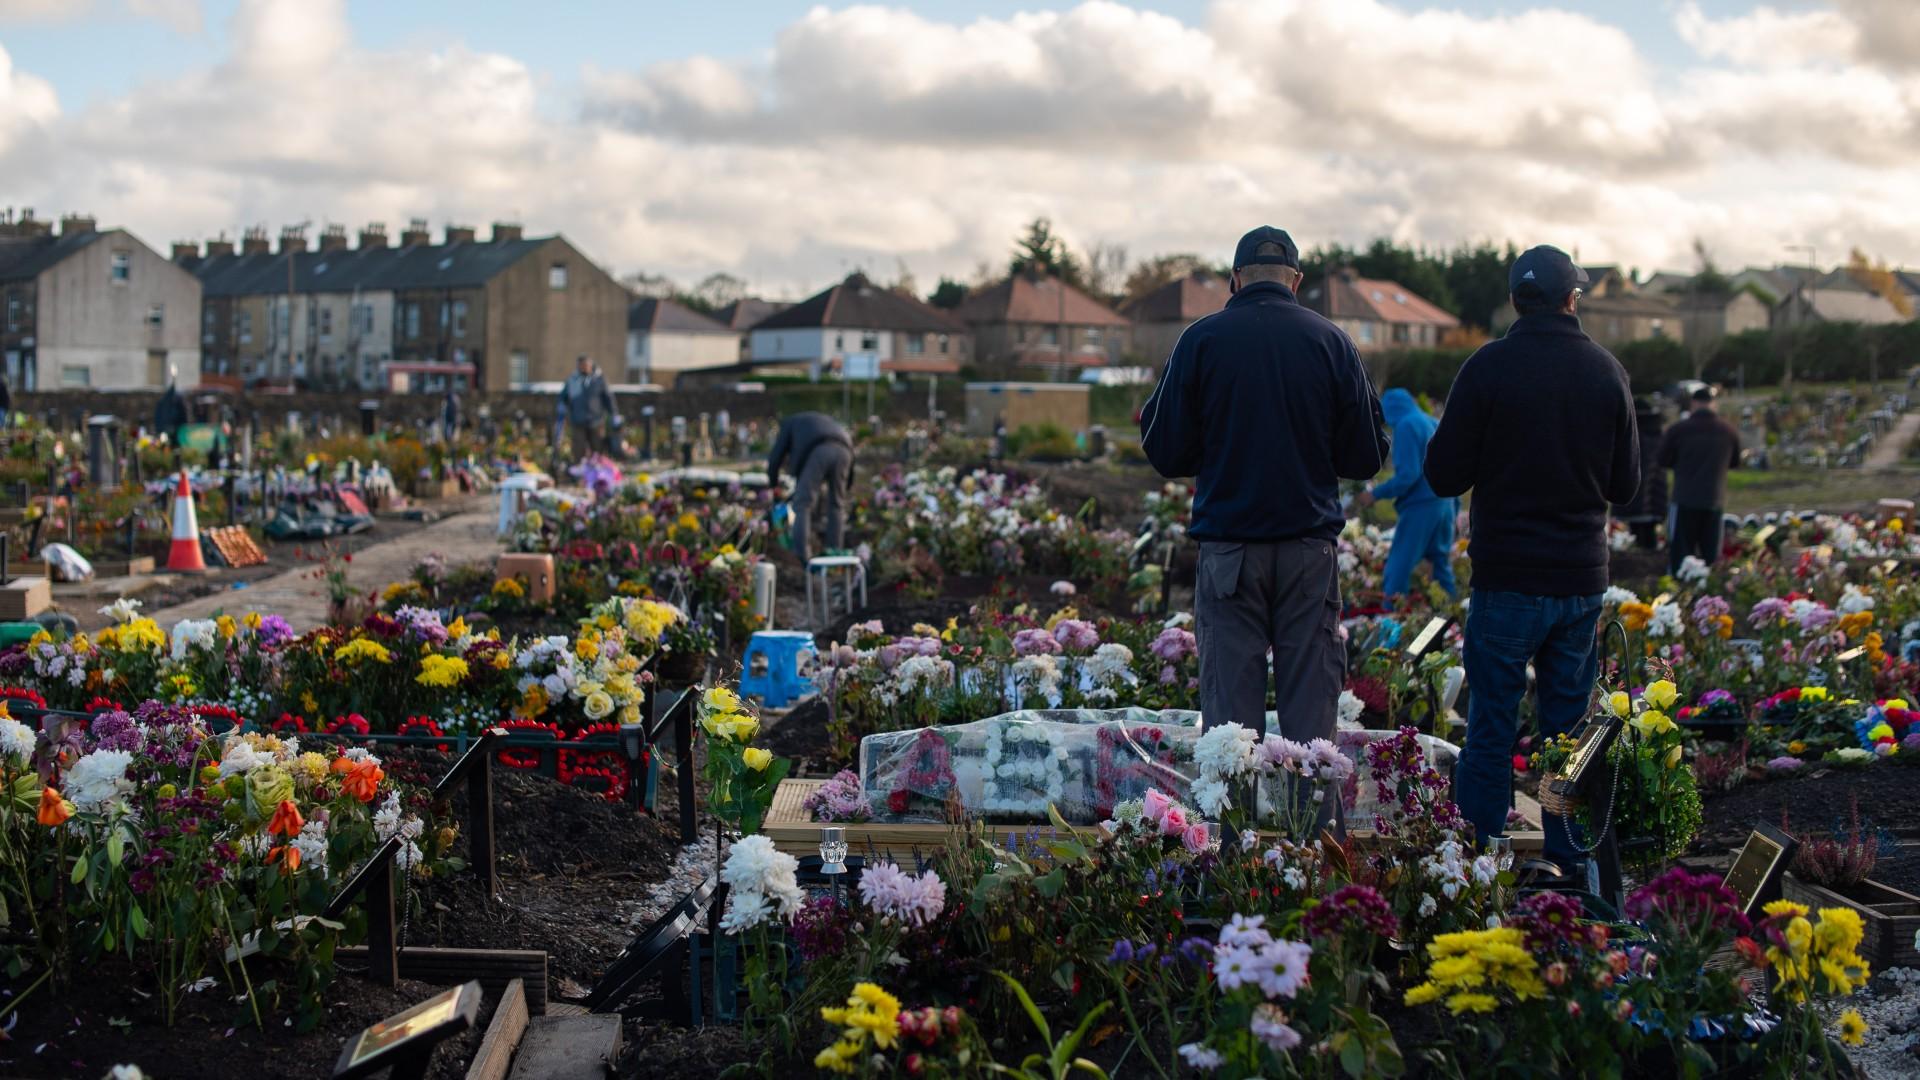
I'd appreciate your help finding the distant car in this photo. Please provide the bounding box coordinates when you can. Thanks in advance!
[1666,379,1709,405]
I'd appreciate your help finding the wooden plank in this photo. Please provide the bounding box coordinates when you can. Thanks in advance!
[336,947,549,1015]
[465,978,530,1080]
[507,1015,622,1080]
[766,779,824,826]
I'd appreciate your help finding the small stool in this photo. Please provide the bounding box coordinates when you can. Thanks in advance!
[805,555,867,627]
[740,630,817,708]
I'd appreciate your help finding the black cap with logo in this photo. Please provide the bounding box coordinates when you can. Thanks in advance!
[1509,245,1588,304]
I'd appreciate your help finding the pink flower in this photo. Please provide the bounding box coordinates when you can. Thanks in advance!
[1143,788,1173,824]
[1159,805,1188,836]
[1183,822,1212,854]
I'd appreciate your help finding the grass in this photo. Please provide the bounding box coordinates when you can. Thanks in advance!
[1722,466,1920,515]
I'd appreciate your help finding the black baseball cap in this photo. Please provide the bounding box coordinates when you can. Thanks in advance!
[1509,245,1588,302]
[1233,226,1300,271]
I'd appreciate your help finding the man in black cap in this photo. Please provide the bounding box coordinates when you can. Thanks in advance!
[1140,226,1387,748]
[1658,385,1740,574]
[1425,245,1639,875]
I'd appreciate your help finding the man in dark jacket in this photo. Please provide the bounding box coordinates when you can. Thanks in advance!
[1613,397,1666,549]
[1425,245,1639,872]
[555,355,617,458]
[1361,388,1457,602]
[1140,225,1387,741]
[768,411,854,561]
[1659,386,1741,574]
[153,381,187,442]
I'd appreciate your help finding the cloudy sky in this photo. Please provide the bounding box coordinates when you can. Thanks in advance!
[2,0,1917,299]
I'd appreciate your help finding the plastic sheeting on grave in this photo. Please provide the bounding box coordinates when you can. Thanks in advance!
[856,708,1459,826]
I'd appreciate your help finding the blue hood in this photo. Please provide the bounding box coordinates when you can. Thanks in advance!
[1370,388,1441,507]
[1381,388,1421,427]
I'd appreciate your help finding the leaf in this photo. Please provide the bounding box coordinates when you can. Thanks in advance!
[1340,1036,1368,1077]
[1034,868,1065,899]
[107,828,124,868]
[129,905,150,940]
[70,856,88,885]
[992,971,1052,1046]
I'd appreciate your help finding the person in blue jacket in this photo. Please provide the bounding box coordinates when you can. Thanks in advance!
[1359,388,1458,602]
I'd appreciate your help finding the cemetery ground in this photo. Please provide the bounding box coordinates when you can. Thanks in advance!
[11,384,1920,1078]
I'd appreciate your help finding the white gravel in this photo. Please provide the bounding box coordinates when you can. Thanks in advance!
[622,833,722,929]
[1845,967,1920,1079]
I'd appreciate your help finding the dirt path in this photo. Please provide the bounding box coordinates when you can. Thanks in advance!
[1864,410,1920,470]
[141,496,504,631]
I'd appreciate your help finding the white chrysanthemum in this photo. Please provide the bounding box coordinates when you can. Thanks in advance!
[217,740,275,778]
[1193,722,1259,780]
[1646,602,1683,638]
[292,819,331,879]
[1839,584,1876,615]
[1675,556,1709,585]
[0,717,36,760]
[1192,777,1231,817]
[65,749,134,811]
[169,618,219,660]
[1337,690,1365,726]
[1602,586,1639,607]
[98,598,143,624]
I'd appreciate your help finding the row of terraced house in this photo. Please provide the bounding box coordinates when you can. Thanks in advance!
[5,206,1917,394]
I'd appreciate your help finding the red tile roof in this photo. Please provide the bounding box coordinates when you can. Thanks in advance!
[960,272,1129,327]
[1121,271,1229,323]
[1303,272,1458,328]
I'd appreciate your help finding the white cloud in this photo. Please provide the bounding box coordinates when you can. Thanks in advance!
[125,0,200,35]
[4,0,1920,296]
[1,0,203,32]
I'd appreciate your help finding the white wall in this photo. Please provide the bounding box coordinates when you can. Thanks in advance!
[36,230,203,390]
[628,330,739,382]
[747,326,900,366]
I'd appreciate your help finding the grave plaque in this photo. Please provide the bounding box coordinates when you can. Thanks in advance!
[1723,823,1798,918]
[1405,617,1451,662]
[332,979,480,1080]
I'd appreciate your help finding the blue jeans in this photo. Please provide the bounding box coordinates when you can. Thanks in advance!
[1382,499,1458,600]
[1457,589,1602,870]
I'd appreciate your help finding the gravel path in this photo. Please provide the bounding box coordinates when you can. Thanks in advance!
[1863,411,1920,470]
[139,495,502,631]
[1849,967,1920,1078]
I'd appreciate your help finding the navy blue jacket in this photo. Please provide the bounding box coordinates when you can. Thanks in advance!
[1139,281,1387,542]
[1424,313,1639,596]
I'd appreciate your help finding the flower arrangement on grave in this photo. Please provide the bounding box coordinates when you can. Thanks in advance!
[696,686,789,835]
[979,719,1066,818]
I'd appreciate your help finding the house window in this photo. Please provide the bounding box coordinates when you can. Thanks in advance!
[1042,327,1059,346]
[5,296,19,332]
[439,301,450,331]
[1392,324,1410,344]
[1086,327,1101,345]
[509,351,530,386]
[360,304,376,334]
[937,334,950,354]
[61,365,90,388]
[405,303,421,339]
[1650,319,1666,339]
[238,311,253,345]
[548,264,568,290]
[1356,322,1375,344]
[110,251,130,284]
[201,308,214,343]
[452,300,468,338]
[319,307,333,341]
[835,333,845,351]
[860,331,878,351]
[904,333,925,356]
[146,303,164,329]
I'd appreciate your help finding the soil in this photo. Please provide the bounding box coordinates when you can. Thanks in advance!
[1694,763,1920,893]
[0,969,493,1080]
[405,766,687,999]
[1607,545,1672,591]
[759,697,837,778]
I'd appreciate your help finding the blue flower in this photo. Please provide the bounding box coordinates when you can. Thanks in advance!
[1107,939,1136,965]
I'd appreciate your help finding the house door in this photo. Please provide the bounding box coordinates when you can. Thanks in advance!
[147,350,167,387]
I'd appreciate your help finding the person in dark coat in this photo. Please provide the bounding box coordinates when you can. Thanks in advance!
[0,370,12,430]
[1424,245,1639,874]
[1659,386,1741,574]
[554,355,617,458]
[442,387,463,443]
[1613,397,1667,549]
[153,382,187,441]
[1139,225,1387,751]
[768,411,854,561]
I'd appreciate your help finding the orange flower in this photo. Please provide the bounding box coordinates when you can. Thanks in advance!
[1618,602,1652,632]
[267,844,302,873]
[268,799,305,838]
[1733,936,1766,968]
[330,756,353,774]
[342,760,385,803]
[1838,611,1874,639]
[1713,614,1734,640]
[36,785,71,826]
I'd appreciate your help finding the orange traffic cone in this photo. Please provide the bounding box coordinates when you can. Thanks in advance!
[166,470,206,573]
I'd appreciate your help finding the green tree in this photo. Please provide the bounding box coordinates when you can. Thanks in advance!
[1121,253,1219,306]
[928,278,970,309]
[1009,218,1084,286]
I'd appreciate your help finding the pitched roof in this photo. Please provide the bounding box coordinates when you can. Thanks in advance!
[629,297,732,334]
[1579,292,1680,318]
[1120,271,1229,324]
[711,298,788,330]
[1786,285,1907,325]
[959,273,1129,327]
[751,273,964,334]
[180,237,552,297]
[0,230,106,283]
[1302,272,1458,328]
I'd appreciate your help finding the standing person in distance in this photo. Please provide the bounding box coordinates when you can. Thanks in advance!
[555,354,617,460]
[1659,386,1740,575]
[1424,245,1639,877]
[1613,396,1667,550]
[1139,226,1388,747]
[767,411,855,562]
[1357,388,1458,604]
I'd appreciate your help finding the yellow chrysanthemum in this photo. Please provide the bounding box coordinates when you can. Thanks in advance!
[334,638,393,665]
[416,654,470,688]
[1838,1008,1867,1046]
[1446,992,1500,1015]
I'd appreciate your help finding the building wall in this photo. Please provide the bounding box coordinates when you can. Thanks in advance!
[1133,321,1188,370]
[628,330,740,383]
[969,320,1126,369]
[748,326,829,364]
[1,281,37,390]
[1585,311,1684,349]
[482,236,627,388]
[35,230,201,390]
[393,286,484,381]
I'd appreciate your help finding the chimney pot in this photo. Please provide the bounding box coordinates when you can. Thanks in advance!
[319,223,348,252]
[241,227,271,256]
[171,242,198,261]
[357,222,389,250]
[444,224,476,245]
[491,221,524,243]
[59,213,97,236]
[400,218,431,247]
[205,238,235,257]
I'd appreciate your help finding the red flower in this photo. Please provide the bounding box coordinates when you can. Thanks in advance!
[887,789,909,814]
[1511,755,1529,772]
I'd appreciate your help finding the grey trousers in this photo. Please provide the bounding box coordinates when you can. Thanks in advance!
[1195,538,1344,742]
[790,442,852,561]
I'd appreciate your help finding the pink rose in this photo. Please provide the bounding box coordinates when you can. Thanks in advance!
[1159,805,1188,836]
[1183,822,1212,854]
[1142,789,1172,824]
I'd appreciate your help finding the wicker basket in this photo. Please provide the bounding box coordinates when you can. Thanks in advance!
[1536,776,1583,819]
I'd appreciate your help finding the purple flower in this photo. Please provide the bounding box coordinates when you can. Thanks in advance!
[1301,884,1398,942]
[1107,939,1136,965]
[1150,627,1197,663]
[791,895,850,962]
[1748,597,1789,628]
[1625,866,1750,935]
[1051,619,1100,654]
[1508,891,1584,951]
[255,615,295,648]
[1766,755,1804,772]
[1700,689,1736,706]
[87,710,145,754]
[1012,629,1061,657]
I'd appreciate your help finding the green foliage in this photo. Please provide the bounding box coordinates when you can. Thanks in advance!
[1299,239,1520,330]
[1009,219,1084,288]
[1614,337,1693,393]
[1006,422,1077,461]
[929,278,971,309]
